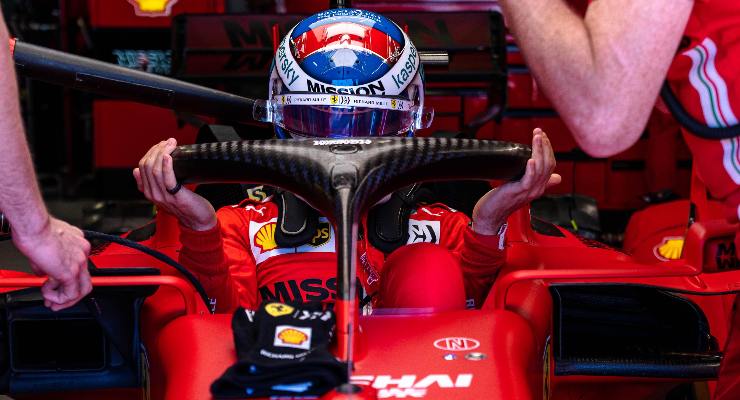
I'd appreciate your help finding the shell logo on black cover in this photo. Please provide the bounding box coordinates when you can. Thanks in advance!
[126,0,178,17]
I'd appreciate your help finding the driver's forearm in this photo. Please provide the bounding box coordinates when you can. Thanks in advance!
[0,14,49,237]
[499,0,691,156]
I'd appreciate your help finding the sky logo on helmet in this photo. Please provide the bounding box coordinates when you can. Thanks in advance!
[276,39,301,86]
[126,0,178,17]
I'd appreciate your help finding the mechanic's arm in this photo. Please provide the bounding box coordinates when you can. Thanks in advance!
[462,129,560,306]
[500,0,692,157]
[134,139,252,312]
[0,10,91,311]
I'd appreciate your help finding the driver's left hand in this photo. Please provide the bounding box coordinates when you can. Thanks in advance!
[471,128,561,235]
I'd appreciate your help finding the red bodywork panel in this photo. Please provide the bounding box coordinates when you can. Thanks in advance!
[155,310,537,400]
[88,0,224,28]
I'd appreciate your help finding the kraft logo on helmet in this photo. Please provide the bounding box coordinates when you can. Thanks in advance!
[126,0,178,17]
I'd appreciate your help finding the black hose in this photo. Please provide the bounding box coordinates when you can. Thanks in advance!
[83,230,213,313]
[661,81,740,140]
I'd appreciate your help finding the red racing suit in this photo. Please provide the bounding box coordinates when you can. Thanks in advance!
[177,199,506,313]
[664,1,740,397]
[666,0,740,221]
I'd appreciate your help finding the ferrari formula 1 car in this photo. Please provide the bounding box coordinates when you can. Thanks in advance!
[1,27,739,400]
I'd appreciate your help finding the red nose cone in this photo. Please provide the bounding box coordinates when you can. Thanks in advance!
[322,384,378,399]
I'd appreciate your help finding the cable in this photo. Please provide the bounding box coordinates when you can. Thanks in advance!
[660,81,740,140]
[82,230,213,313]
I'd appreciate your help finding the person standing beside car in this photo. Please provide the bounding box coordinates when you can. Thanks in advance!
[0,9,91,311]
[498,0,740,396]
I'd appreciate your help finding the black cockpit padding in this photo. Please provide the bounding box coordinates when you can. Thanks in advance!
[274,190,320,248]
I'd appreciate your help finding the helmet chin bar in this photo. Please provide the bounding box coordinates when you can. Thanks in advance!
[170,137,530,380]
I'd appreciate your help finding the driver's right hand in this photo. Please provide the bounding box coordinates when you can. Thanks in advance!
[133,138,217,231]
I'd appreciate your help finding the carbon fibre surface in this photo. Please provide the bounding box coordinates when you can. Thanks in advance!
[171,137,530,218]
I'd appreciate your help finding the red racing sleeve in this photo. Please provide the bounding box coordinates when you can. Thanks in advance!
[178,207,258,312]
[438,210,506,308]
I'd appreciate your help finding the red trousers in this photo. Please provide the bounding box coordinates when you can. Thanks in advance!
[374,243,467,312]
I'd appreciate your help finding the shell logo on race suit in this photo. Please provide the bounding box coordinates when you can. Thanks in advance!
[255,223,278,253]
[352,374,473,399]
[126,0,179,17]
[249,218,336,264]
[274,325,312,350]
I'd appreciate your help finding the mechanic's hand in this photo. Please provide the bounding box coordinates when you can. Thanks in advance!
[472,128,562,235]
[12,217,92,311]
[133,138,217,231]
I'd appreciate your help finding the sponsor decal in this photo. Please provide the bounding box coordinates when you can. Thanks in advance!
[276,37,301,86]
[249,218,336,264]
[255,222,278,253]
[653,236,684,261]
[274,325,312,350]
[391,44,418,90]
[295,309,332,321]
[713,240,740,270]
[433,337,480,351]
[245,185,270,202]
[309,222,332,247]
[260,278,338,303]
[306,79,387,96]
[360,252,380,286]
[244,205,267,216]
[407,220,441,244]
[313,139,371,146]
[126,0,178,17]
[264,302,294,317]
[352,374,473,399]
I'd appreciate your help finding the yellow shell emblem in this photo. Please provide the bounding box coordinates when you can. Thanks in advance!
[127,0,178,16]
[255,223,278,253]
[265,302,294,317]
[277,328,308,345]
[655,237,684,261]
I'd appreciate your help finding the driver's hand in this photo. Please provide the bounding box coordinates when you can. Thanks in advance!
[472,128,561,235]
[133,138,217,231]
[12,217,92,311]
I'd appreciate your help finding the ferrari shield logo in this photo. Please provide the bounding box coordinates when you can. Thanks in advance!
[330,95,339,105]
[265,302,294,317]
[127,0,179,17]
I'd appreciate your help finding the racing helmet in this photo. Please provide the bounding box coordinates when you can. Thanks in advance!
[254,8,434,138]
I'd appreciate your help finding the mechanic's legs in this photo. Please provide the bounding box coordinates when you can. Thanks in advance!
[376,243,466,312]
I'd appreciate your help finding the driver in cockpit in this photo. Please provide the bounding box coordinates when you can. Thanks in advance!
[133,9,560,313]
